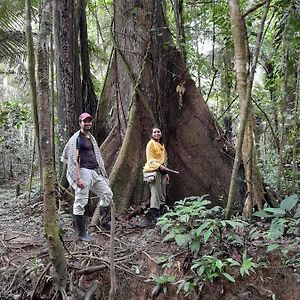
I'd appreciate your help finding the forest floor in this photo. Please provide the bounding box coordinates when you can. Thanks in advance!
[0,183,300,300]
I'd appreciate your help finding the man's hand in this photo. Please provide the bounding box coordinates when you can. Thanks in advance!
[76,178,85,189]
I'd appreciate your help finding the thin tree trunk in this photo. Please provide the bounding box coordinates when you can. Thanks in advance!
[277,8,298,197]
[291,59,299,194]
[226,0,270,218]
[28,137,36,204]
[50,32,56,172]
[37,0,67,292]
[25,0,43,182]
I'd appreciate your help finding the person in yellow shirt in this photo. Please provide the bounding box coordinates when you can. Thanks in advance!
[143,126,169,223]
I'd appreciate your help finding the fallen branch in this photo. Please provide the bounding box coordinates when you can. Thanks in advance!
[76,264,107,275]
[142,251,158,264]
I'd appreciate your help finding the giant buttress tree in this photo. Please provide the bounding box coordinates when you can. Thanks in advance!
[94,0,242,210]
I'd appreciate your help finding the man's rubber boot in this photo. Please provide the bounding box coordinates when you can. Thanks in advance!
[74,215,92,242]
[159,205,168,216]
[150,208,160,224]
[99,206,111,231]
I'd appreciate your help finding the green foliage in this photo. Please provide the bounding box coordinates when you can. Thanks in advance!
[253,194,300,241]
[266,243,280,252]
[0,99,31,128]
[157,196,259,294]
[191,255,237,283]
[154,274,175,285]
[253,194,298,219]
[239,252,258,277]
[158,195,247,252]
[0,95,31,181]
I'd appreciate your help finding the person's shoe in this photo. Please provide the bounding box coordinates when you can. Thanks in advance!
[79,232,92,242]
[100,223,111,232]
[148,208,160,224]
[74,215,92,242]
[100,206,111,231]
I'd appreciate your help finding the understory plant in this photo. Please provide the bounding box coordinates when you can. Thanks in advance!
[156,195,258,294]
[253,194,300,253]
[249,194,300,274]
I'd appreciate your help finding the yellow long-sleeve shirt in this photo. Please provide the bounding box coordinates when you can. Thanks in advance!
[143,139,167,172]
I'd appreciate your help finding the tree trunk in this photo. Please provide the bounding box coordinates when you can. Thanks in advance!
[277,11,298,197]
[25,0,43,182]
[55,0,82,144]
[174,0,186,62]
[291,59,299,194]
[37,0,67,292]
[50,32,56,171]
[226,0,269,219]
[94,0,240,211]
[55,0,82,186]
[79,0,98,115]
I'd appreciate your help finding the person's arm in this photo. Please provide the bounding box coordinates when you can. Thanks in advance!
[75,149,85,189]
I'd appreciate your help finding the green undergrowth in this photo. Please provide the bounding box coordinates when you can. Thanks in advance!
[154,194,300,296]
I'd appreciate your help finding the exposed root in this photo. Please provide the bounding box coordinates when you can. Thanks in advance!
[30,262,51,300]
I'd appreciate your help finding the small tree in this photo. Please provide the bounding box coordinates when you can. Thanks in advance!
[37,0,67,294]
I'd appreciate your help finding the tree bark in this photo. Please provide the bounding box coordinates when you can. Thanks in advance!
[277,6,299,197]
[226,0,269,218]
[174,0,186,62]
[37,0,67,292]
[79,0,98,116]
[55,0,82,143]
[94,0,240,211]
[25,0,43,181]
[55,0,82,187]
[291,59,299,194]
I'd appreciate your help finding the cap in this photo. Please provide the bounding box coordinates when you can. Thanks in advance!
[79,112,92,121]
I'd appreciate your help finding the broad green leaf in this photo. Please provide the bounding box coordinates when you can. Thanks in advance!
[190,239,201,252]
[162,232,175,242]
[253,210,273,218]
[223,272,235,282]
[203,228,213,243]
[215,259,224,270]
[224,220,245,229]
[226,258,240,266]
[195,221,211,236]
[280,194,298,212]
[175,234,191,246]
[267,243,280,252]
[196,266,205,276]
[264,208,285,216]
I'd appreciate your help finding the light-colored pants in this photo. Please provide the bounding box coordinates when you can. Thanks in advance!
[73,168,113,215]
[149,171,167,209]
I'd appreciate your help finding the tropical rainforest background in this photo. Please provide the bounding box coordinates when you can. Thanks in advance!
[0,0,299,299]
